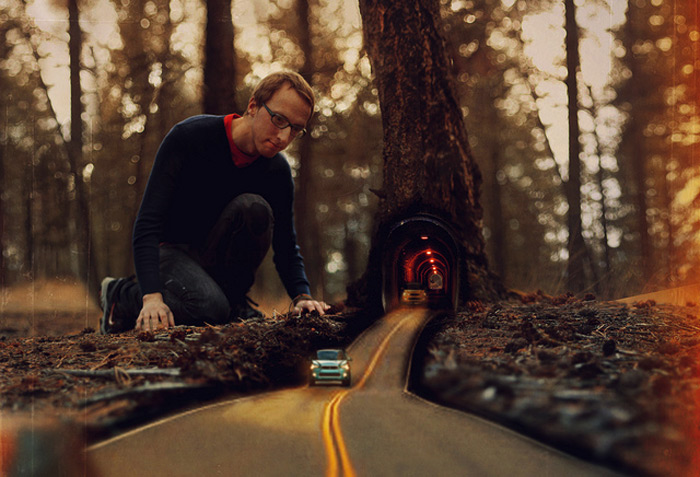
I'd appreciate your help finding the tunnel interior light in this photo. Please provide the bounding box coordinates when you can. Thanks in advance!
[421,236,429,240]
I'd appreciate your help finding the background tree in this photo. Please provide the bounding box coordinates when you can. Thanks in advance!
[291,0,324,297]
[203,0,237,114]
[563,0,586,292]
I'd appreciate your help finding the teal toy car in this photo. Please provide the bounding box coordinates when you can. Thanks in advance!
[310,349,351,387]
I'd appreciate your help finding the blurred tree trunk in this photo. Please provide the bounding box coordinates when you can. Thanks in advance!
[620,2,653,288]
[485,149,506,281]
[352,0,503,311]
[203,0,236,114]
[67,0,99,294]
[293,0,325,298]
[659,170,675,285]
[23,148,34,280]
[0,53,5,285]
[564,0,586,293]
[595,154,611,293]
[0,110,4,286]
[587,87,611,296]
[344,221,360,284]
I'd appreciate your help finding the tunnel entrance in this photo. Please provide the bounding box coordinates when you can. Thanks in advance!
[381,214,461,312]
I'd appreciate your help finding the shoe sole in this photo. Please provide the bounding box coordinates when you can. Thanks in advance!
[99,277,116,334]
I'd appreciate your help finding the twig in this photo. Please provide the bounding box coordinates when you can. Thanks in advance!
[54,367,182,378]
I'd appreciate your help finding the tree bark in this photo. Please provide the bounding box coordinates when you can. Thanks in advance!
[352,0,502,311]
[564,0,586,293]
[203,0,236,114]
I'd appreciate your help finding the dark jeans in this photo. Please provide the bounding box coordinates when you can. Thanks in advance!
[116,194,273,326]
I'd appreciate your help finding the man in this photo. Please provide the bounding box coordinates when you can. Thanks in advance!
[100,71,329,334]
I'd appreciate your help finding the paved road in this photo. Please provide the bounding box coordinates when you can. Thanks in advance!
[617,283,700,306]
[88,309,617,476]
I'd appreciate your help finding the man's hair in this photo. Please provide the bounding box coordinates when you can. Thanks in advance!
[250,71,315,120]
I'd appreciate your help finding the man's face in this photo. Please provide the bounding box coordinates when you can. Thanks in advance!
[249,84,312,158]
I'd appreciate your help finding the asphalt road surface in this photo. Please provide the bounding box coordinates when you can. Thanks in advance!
[88,308,618,476]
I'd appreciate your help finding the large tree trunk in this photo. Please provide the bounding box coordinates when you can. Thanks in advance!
[564,0,586,293]
[352,0,502,312]
[203,0,236,114]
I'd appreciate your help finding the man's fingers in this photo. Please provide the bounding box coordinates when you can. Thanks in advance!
[294,300,330,316]
[135,303,174,333]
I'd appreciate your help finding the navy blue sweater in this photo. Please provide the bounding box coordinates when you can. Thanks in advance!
[132,115,311,299]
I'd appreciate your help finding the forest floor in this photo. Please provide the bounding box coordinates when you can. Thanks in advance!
[0,280,698,476]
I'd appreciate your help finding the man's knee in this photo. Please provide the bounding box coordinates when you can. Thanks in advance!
[226,194,273,236]
[162,277,231,325]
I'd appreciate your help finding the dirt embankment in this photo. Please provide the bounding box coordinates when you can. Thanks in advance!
[412,294,700,477]
[0,281,371,439]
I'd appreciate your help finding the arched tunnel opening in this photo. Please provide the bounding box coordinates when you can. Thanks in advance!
[381,214,461,312]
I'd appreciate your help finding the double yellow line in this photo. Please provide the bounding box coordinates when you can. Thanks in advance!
[322,390,356,477]
[321,314,410,477]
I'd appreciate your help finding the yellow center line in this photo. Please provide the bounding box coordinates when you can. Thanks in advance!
[322,313,413,477]
[322,392,342,477]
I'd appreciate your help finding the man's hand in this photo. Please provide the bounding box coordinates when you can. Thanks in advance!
[293,299,331,316]
[136,292,175,332]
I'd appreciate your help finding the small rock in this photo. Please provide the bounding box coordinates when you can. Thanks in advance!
[481,386,497,401]
[602,339,616,357]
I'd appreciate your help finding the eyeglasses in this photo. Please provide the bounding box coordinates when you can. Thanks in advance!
[262,103,307,138]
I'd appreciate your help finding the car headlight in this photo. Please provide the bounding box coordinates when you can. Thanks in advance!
[341,362,350,370]
[310,363,319,370]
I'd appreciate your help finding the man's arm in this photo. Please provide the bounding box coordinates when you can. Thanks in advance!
[267,158,329,315]
[132,125,188,330]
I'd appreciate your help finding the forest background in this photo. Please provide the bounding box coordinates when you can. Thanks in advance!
[0,0,698,316]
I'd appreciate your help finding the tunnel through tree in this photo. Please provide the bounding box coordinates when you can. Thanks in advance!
[349,0,504,313]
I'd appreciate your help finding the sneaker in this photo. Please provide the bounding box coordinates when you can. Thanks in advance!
[99,276,134,334]
[230,296,263,321]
